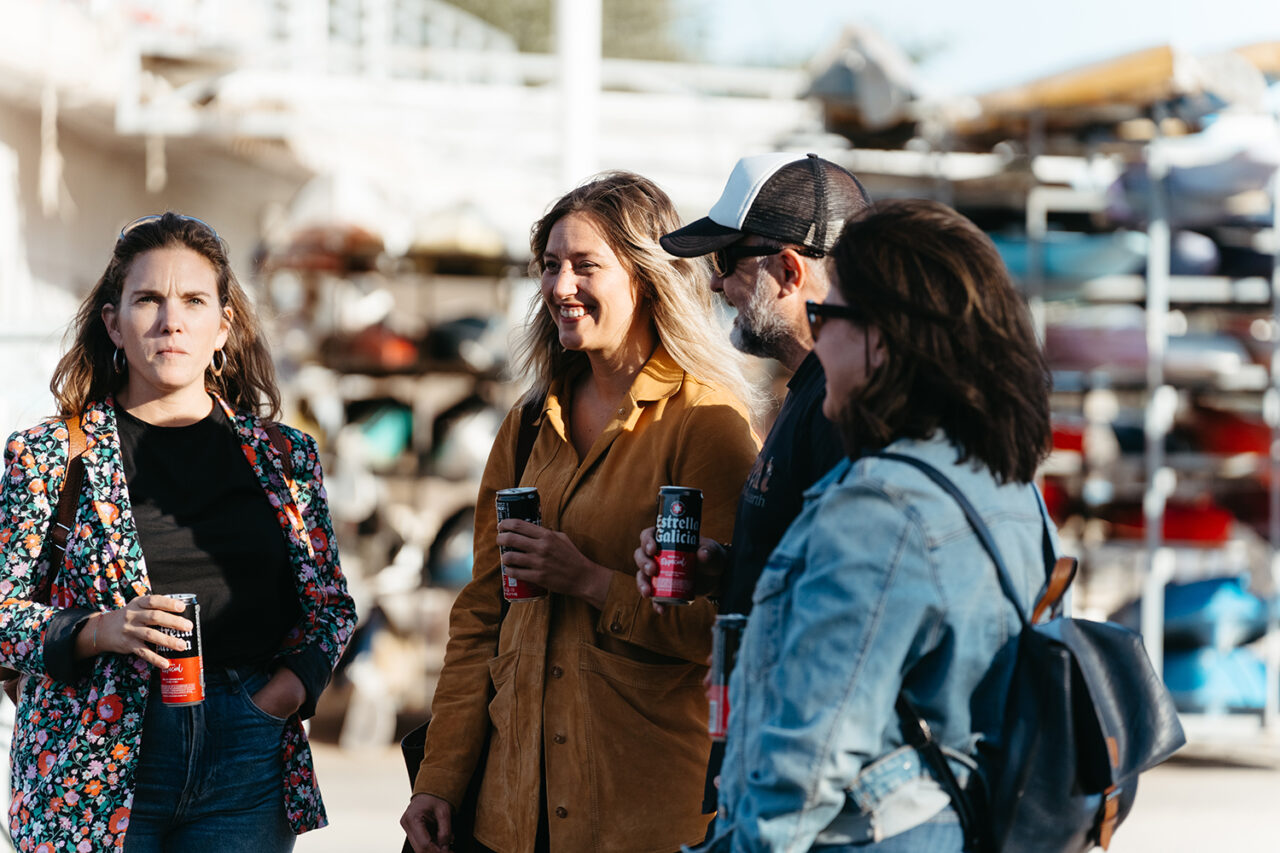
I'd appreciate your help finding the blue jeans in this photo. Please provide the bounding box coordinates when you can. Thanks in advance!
[123,666,295,853]
[814,808,966,852]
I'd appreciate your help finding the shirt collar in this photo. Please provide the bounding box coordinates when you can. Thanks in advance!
[627,342,684,405]
[787,350,823,391]
[543,343,684,439]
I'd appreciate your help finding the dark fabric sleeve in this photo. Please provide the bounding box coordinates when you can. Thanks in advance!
[277,645,333,720]
[42,607,96,683]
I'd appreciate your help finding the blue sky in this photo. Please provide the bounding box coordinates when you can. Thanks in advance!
[684,0,1280,95]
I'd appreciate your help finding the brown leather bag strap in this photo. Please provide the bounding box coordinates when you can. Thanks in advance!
[265,422,295,481]
[1031,556,1078,625]
[51,417,88,554]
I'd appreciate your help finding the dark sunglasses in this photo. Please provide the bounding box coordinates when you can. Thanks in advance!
[119,214,221,242]
[711,242,825,278]
[806,300,865,340]
[711,244,782,278]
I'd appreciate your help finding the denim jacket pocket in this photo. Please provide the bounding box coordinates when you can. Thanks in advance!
[842,745,953,843]
[746,555,801,674]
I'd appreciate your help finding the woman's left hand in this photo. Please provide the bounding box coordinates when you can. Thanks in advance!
[498,519,612,609]
[249,667,306,719]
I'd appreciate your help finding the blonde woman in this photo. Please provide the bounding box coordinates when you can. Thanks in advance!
[401,172,760,853]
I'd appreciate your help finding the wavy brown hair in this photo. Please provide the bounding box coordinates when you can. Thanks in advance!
[517,171,759,412]
[830,199,1050,484]
[51,213,280,418]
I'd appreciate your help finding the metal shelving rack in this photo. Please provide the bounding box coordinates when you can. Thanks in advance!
[1026,107,1280,744]
[1137,113,1280,740]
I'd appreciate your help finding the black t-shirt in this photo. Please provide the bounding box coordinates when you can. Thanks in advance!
[116,404,301,668]
[722,352,845,614]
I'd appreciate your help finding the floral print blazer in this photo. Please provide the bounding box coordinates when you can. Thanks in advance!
[0,396,356,851]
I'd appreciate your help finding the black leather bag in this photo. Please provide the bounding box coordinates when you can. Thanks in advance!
[400,719,490,853]
[401,395,542,853]
[874,452,1186,853]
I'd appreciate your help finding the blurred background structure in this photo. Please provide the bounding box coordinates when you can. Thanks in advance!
[2,1,1280,849]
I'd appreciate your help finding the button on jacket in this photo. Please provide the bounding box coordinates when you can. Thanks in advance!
[704,433,1049,852]
[415,345,759,853]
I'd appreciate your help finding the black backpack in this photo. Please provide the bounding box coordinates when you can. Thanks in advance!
[874,452,1186,853]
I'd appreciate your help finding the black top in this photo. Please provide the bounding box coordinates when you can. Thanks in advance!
[701,352,845,816]
[115,403,300,668]
[722,352,845,615]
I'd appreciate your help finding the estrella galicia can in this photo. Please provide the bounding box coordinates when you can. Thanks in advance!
[495,487,548,601]
[653,486,702,605]
[709,614,747,740]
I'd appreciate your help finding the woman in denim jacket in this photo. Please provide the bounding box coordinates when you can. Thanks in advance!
[702,200,1053,852]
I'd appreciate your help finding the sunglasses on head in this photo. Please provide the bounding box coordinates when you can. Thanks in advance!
[119,214,221,242]
[805,300,865,340]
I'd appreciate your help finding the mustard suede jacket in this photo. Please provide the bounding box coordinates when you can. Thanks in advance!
[416,346,759,853]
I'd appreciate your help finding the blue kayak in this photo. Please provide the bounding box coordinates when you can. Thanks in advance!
[1110,575,1269,651]
[990,230,1148,280]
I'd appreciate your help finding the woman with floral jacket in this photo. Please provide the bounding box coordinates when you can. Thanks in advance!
[0,213,356,852]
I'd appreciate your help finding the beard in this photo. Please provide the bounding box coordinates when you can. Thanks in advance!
[726,279,792,360]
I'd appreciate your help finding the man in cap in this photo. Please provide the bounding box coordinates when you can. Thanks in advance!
[635,151,871,819]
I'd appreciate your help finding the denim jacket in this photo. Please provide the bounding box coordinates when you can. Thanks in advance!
[699,433,1053,852]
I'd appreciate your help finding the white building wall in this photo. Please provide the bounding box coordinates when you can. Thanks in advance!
[0,100,310,437]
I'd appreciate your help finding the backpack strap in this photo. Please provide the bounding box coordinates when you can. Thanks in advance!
[896,693,988,853]
[50,417,88,555]
[264,422,295,480]
[870,451,1035,628]
[512,393,544,486]
[1032,555,1079,625]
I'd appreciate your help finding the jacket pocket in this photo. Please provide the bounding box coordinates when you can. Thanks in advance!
[578,644,710,839]
[746,555,801,673]
[485,648,518,735]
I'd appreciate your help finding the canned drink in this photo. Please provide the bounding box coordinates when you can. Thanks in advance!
[653,486,702,605]
[157,593,204,706]
[709,614,747,741]
[495,487,548,601]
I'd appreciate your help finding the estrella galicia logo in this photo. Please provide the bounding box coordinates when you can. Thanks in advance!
[671,500,685,517]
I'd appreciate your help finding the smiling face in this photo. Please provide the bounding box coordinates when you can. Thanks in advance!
[102,246,231,412]
[541,212,649,362]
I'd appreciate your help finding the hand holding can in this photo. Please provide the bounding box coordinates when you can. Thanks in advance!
[153,593,204,706]
[496,487,548,601]
[80,595,191,668]
[709,614,747,740]
[652,486,702,605]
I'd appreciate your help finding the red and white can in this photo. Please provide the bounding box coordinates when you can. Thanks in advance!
[157,593,204,706]
[496,487,548,601]
[653,486,702,605]
[709,614,747,741]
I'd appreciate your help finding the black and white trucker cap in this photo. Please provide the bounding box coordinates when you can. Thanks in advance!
[660,152,870,257]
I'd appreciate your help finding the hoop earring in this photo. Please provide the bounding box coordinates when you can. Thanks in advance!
[210,349,226,377]
[112,347,126,374]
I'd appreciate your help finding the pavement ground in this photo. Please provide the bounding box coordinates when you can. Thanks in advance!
[298,741,1280,853]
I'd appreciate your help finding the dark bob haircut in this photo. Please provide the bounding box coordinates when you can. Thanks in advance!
[829,198,1051,484]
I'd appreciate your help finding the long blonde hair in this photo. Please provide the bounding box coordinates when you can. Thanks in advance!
[517,171,759,413]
